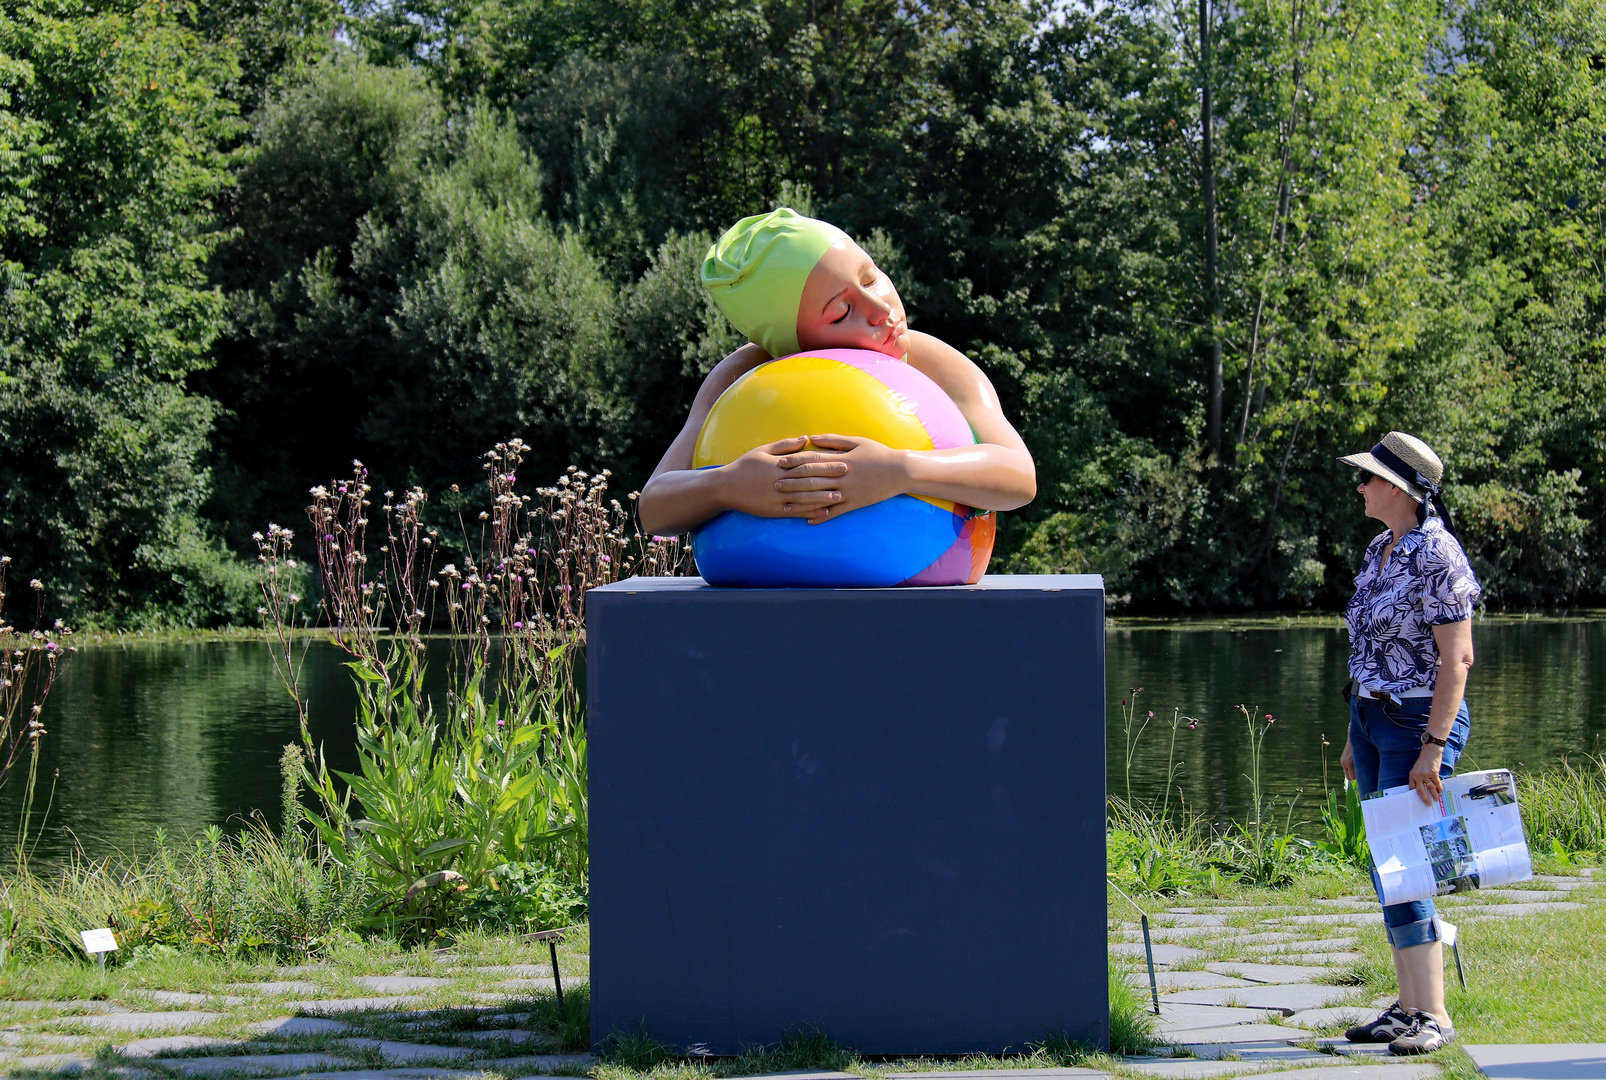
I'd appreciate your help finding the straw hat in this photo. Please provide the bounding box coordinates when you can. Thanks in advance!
[1337,431,1444,503]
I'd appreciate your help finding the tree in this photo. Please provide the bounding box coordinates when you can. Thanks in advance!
[0,0,254,624]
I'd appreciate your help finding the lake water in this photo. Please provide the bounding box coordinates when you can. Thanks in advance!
[4,616,1603,864]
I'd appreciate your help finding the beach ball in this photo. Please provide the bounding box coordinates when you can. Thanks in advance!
[691,348,996,587]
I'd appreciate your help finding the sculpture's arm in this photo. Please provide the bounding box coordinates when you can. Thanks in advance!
[637,344,850,535]
[776,332,1036,524]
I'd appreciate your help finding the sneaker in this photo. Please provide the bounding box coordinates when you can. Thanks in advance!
[1389,1012,1455,1055]
[1345,1000,1416,1042]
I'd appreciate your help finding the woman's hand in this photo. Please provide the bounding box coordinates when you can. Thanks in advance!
[1409,745,1446,806]
[1340,739,1356,784]
[777,434,910,524]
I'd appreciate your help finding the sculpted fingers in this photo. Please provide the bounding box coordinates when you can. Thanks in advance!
[774,476,843,493]
[781,492,840,514]
[760,436,810,456]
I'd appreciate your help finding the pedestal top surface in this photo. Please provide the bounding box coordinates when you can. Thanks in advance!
[592,572,1104,594]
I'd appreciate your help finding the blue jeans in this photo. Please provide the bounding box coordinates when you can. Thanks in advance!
[1349,694,1471,948]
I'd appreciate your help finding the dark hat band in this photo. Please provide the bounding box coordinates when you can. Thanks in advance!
[1369,442,1441,496]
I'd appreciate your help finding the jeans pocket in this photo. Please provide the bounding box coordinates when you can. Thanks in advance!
[1381,698,1432,730]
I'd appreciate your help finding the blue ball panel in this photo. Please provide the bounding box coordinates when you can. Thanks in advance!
[693,495,963,587]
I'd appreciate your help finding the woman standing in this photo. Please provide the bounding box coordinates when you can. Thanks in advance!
[1336,431,1480,1056]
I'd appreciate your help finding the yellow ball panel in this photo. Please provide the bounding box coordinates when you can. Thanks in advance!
[692,356,937,469]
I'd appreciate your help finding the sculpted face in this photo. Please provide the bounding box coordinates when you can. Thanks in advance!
[796,238,909,358]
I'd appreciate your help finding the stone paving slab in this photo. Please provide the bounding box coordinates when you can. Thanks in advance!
[1243,952,1365,965]
[1115,927,1221,941]
[1156,1002,1280,1034]
[1,1001,132,1014]
[724,1072,866,1080]
[1463,1044,1606,1079]
[1109,943,1207,964]
[1152,914,1231,927]
[1283,1005,1378,1030]
[1125,971,1255,990]
[1315,1038,1402,1058]
[1447,889,1572,903]
[150,1052,351,1076]
[1452,902,1583,917]
[1207,963,1338,984]
[287,997,427,1015]
[1271,913,1384,926]
[352,977,454,993]
[117,1035,245,1058]
[1214,1068,1440,1079]
[1229,933,1305,945]
[339,1038,482,1063]
[245,1017,352,1036]
[5,1051,97,1071]
[226,982,326,995]
[139,990,249,1007]
[506,1053,596,1069]
[454,1029,546,1045]
[469,966,551,978]
[885,1071,1106,1078]
[1165,983,1359,1014]
[260,1071,483,1080]
[1117,1059,1300,1078]
[0,1032,90,1048]
[493,978,561,991]
[54,1011,225,1033]
[1243,937,1359,952]
[1166,1025,1306,1046]
[1178,1045,1332,1065]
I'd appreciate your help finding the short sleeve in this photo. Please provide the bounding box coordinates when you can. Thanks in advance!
[1419,535,1481,624]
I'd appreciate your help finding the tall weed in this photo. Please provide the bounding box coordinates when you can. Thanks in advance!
[1519,753,1606,858]
[265,441,687,933]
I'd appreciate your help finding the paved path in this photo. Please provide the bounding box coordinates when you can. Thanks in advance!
[0,873,1600,1079]
[1106,872,1604,1080]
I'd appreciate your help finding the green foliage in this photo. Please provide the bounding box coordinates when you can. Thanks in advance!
[0,0,254,627]
[460,861,587,933]
[1318,781,1372,869]
[524,978,592,1053]
[1519,753,1606,858]
[7,0,1606,618]
[152,823,369,956]
[1104,957,1160,1056]
[600,1022,674,1070]
[2,823,366,962]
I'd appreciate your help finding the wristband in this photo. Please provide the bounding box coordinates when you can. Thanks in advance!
[1421,732,1448,749]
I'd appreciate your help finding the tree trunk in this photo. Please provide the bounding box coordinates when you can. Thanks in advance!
[1200,0,1224,459]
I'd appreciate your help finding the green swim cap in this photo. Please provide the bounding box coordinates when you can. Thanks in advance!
[702,207,849,358]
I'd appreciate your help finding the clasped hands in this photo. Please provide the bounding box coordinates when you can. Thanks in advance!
[720,435,906,525]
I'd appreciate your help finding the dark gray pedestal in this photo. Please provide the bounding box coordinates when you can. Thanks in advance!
[587,575,1106,1056]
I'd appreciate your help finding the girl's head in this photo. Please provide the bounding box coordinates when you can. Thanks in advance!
[702,208,909,359]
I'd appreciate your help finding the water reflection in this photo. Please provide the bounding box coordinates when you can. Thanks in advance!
[3,617,1602,864]
[1107,616,1606,830]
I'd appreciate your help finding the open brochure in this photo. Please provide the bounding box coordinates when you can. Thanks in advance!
[1361,768,1533,907]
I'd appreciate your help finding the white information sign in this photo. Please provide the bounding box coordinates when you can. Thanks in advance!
[79,928,118,955]
[1362,768,1533,908]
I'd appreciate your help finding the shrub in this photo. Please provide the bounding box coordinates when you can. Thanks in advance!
[460,862,587,933]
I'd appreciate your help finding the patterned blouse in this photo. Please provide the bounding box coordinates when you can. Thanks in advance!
[1345,517,1481,693]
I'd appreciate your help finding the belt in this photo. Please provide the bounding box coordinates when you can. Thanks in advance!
[1353,681,1434,702]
